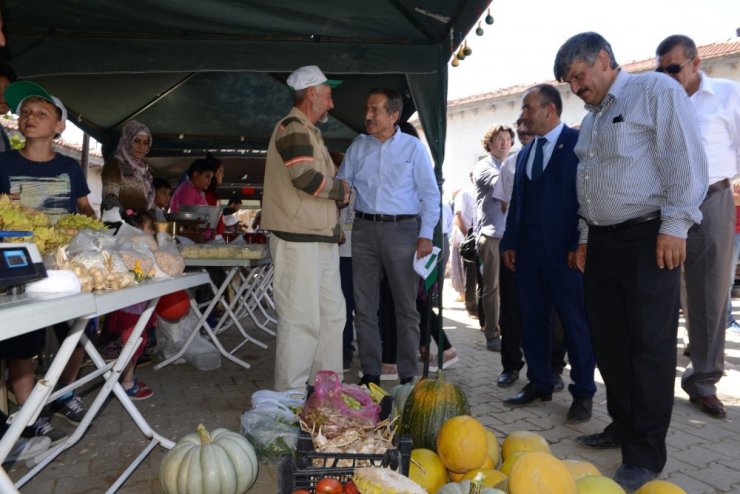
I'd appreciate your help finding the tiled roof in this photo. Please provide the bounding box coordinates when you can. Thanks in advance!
[449,38,740,109]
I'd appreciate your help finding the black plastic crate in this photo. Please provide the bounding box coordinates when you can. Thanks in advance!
[277,431,412,493]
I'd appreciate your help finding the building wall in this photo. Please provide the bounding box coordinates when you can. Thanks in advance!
[440,52,740,198]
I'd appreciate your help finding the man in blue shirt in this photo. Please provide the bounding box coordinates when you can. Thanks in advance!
[337,88,440,386]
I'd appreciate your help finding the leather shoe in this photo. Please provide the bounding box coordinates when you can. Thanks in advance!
[358,374,380,387]
[486,336,501,352]
[690,395,726,418]
[497,370,519,387]
[576,430,620,449]
[503,382,551,405]
[566,398,592,423]
[553,375,564,392]
[613,464,658,491]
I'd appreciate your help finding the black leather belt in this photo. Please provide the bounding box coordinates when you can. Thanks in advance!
[588,211,661,232]
[707,178,730,195]
[356,211,418,222]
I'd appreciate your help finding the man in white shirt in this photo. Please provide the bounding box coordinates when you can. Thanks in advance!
[656,34,740,419]
[454,173,478,318]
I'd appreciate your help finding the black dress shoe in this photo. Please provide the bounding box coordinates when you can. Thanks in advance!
[613,464,658,491]
[358,374,380,387]
[576,430,620,449]
[553,375,564,392]
[503,382,552,405]
[566,398,593,423]
[497,370,519,387]
[690,395,727,418]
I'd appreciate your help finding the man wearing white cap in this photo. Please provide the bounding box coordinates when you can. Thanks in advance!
[262,65,350,391]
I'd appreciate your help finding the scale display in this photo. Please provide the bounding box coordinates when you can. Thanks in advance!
[4,249,31,268]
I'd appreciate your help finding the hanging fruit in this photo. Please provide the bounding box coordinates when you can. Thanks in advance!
[476,22,484,36]
[463,41,472,57]
[451,57,459,67]
[485,9,494,25]
[456,48,466,60]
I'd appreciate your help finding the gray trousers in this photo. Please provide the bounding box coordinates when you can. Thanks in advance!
[352,217,420,379]
[682,187,734,398]
[477,234,501,339]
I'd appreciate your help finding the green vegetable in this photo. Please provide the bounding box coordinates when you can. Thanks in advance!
[342,393,361,410]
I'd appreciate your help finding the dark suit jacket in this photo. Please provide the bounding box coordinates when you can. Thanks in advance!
[500,125,580,262]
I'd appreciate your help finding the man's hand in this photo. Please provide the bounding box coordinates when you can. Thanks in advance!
[574,243,587,273]
[656,233,685,269]
[500,201,508,214]
[337,179,350,206]
[502,249,516,271]
[416,237,433,259]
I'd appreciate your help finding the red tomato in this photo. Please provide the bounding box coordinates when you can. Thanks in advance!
[315,477,343,494]
[343,479,359,494]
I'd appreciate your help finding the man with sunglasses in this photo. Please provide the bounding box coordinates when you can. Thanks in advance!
[656,34,740,419]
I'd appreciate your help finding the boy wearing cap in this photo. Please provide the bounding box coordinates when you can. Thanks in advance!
[0,81,96,446]
[262,65,349,391]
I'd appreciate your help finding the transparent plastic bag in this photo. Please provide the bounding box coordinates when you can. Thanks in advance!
[156,311,221,370]
[240,407,299,463]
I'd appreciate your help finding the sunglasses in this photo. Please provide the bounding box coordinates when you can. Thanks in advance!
[656,58,693,75]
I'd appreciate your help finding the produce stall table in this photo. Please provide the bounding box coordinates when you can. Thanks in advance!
[0,272,209,493]
[155,255,274,371]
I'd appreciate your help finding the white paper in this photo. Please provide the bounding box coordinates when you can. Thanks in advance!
[413,246,441,280]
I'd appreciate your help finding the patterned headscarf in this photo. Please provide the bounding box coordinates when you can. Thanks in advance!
[114,120,154,209]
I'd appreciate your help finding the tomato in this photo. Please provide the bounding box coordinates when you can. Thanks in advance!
[343,479,360,494]
[315,477,343,494]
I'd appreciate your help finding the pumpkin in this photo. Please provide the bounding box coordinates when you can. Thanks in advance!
[562,459,601,481]
[484,428,501,468]
[436,415,488,473]
[501,431,551,461]
[400,371,470,451]
[461,468,507,488]
[576,475,626,494]
[634,480,688,494]
[159,423,258,494]
[391,379,417,420]
[497,450,525,477]
[508,451,576,494]
[409,448,448,494]
[437,473,506,494]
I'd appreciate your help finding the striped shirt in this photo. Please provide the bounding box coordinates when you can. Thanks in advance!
[575,69,708,241]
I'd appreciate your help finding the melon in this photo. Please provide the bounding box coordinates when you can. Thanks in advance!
[635,480,688,494]
[563,459,601,480]
[508,451,576,494]
[409,448,448,494]
[436,415,489,474]
[501,431,551,461]
[576,475,626,494]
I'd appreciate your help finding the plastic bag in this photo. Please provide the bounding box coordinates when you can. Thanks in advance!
[302,370,381,431]
[156,310,221,370]
[241,406,299,463]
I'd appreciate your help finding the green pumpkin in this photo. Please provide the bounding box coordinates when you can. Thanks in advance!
[160,424,259,494]
[399,371,469,450]
[390,377,418,420]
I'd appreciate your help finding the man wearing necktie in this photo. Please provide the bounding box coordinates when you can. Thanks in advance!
[500,84,596,424]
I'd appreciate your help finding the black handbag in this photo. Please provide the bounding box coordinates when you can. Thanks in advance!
[459,228,477,263]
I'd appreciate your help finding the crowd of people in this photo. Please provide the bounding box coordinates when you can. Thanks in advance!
[0,29,737,491]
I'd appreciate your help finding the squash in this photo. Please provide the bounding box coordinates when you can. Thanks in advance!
[562,459,601,481]
[159,423,259,494]
[437,473,506,494]
[497,450,525,477]
[484,428,501,468]
[391,379,417,420]
[576,475,626,494]
[501,431,551,461]
[508,451,576,494]
[634,480,688,494]
[400,371,470,450]
[409,448,448,494]
[436,415,488,473]
[461,468,507,488]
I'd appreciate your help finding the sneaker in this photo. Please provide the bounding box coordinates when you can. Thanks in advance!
[2,436,51,464]
[22,417,67,446]
[486,336,502,352]
[380,363,398,381]
[428,348,459,372]
[124,379,154,401]
[728,321,740,334]
[52,395,87,425]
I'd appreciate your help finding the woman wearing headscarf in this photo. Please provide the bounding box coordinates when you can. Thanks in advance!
[99,120,156,400]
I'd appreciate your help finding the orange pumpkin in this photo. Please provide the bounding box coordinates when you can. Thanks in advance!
[436,415,488,474]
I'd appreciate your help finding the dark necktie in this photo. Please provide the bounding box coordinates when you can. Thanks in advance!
[531,137,547,180]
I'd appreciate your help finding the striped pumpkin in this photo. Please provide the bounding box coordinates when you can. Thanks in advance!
[399,371,470,450]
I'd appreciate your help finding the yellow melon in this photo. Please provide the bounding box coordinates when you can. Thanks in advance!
[479,455,495,469]
[634,480,688,494]
[498,450,526,477]
[448,470,466,482]
[409,448,448,494]
[485,428,501,468]
[508,451,576,494]
[576,475,626,494]
[501,431,551,461]
[563,459,601,480]
[462,468,507,488]
[436,415,488,474]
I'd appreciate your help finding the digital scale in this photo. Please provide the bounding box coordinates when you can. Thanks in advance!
[0,232,47,294]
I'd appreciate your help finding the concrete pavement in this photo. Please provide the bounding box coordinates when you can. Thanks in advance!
[5,278,739,493]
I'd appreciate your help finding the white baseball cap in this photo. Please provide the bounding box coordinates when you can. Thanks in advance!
[286,65,342,91]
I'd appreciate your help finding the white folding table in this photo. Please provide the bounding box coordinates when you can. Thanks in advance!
[155,256,275,371]
[0,272,209,493]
